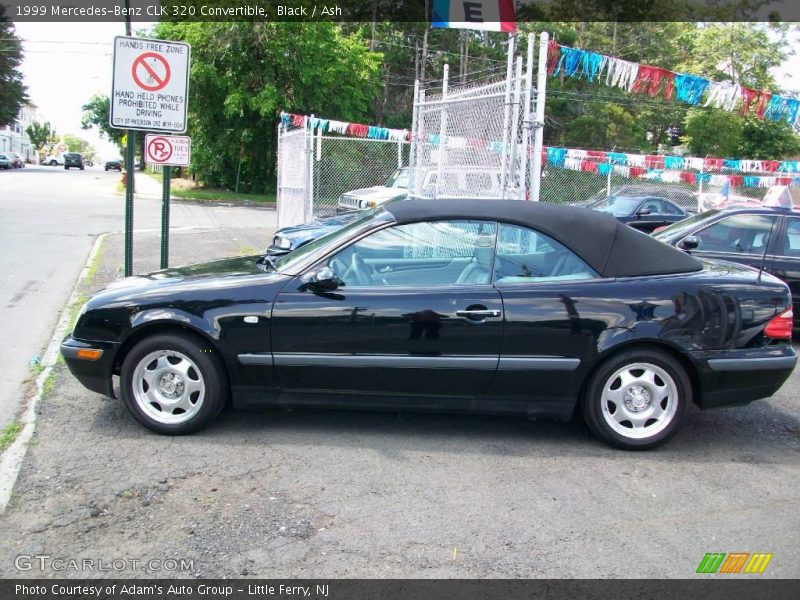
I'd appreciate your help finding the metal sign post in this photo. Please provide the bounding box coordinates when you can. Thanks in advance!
[110,35,190,276]
[145,134,192,269]
[161,166,171,269]
[530,31,549,202]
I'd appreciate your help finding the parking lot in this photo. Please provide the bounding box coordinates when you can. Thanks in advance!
[0,223,798,579]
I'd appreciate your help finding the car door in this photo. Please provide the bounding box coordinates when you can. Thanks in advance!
[490,222,603,417]
[270,219,504,399]
[629,198,673,232]
[769,216,800,319]
[682,212,779,271]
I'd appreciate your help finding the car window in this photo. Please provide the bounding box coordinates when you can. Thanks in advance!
[327,220,497,287]
[692,214,776,254]
[782,218,800,257]
[466,172,493,191]
[591,196,642,217]
[494,223,598,283]
[640,198,664,214]
[386,168,409,188]
[661,200,684,216]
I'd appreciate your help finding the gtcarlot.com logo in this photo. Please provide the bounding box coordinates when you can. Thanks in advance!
[696,552,773,574]
[14,554,194,573]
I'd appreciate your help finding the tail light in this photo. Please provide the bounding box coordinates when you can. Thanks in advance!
[765,308,793,340]
[653,225,668,233]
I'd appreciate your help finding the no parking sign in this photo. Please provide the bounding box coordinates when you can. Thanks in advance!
[145,134,191,167]
[110,36,190,132]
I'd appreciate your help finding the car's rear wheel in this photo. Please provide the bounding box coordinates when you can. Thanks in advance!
[120,333,228,434]
[582,348,689,450]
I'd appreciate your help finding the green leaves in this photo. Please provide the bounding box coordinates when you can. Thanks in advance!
[0,5,28,127]
[152,21,382,192]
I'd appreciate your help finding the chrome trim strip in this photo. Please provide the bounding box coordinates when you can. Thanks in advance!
[238,353,273,366]
[498,357,581,371]
[273,353,497,369]
[707,356,797,371]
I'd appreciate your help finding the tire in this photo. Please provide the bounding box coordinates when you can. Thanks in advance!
[120,333,229,435]
[582,348,689,450]
[50,160,57,166]
[64,166,69,170]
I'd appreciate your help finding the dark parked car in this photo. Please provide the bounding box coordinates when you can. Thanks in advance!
[62,200,795,449]
[653,203,800,330]
[588,194,692,233]
[64,152,84,170]
[0,153,10,169]
[268,212,362,256]
[105,159,123,171]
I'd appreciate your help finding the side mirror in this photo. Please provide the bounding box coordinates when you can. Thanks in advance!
[680,235,700,251]
[635,207,652,216]
[300,266,340,292]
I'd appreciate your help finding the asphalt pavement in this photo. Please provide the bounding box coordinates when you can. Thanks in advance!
[0,165,276,429]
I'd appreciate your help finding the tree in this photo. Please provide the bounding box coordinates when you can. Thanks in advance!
[682,109,743,157]
[81,95,125,150]
[25,121,54,154]
[152,22,382,193]
[0,5,28,127]
[738,117,800,159]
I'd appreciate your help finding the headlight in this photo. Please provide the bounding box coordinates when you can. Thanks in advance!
[358,199,376,209]
[273,236,292,250]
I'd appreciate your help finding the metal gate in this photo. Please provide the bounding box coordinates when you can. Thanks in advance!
[409,33,547,202]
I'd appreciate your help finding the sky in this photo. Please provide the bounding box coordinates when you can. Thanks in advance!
[12,22,800,162]
[14,21,155,161]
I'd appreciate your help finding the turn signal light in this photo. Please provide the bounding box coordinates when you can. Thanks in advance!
[76,348,103,361]
[765,309,793,340]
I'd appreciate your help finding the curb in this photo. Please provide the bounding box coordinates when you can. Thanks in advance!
[0,232,109,513]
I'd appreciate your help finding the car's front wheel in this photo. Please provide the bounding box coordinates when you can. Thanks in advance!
[582,348,689,450]
[120,333,228,434]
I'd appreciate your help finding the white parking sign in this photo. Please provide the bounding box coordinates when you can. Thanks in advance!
[111,36,190,133]
[145,134,191,167]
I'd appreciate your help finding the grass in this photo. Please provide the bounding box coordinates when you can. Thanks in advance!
[42,370,57,399]
[146,170,275,204]
[0,423,21,452]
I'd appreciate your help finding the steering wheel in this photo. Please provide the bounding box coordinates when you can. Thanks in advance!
[329,257,348,281]
[341,252,372,286]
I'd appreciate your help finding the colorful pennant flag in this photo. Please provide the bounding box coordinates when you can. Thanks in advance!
[431,0,516,32]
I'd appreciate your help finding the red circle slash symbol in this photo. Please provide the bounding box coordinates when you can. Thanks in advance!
[148,137,173,163]
[132,52,171,92]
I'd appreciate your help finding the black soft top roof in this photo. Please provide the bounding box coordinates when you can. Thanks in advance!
[385,199,702,278]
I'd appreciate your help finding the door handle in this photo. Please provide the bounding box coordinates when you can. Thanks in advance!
[456,309,501,318]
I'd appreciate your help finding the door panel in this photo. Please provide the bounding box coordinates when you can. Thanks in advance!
[769,217,800,323]
[271,284,503,397]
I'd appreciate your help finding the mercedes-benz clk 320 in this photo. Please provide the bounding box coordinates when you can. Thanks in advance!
[62,199,796,449]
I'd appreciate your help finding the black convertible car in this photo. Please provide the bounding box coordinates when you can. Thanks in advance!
[62,200,796,449]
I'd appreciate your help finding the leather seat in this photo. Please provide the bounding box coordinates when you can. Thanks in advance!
[456,236,495,284]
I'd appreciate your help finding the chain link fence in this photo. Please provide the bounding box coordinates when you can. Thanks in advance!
[313,135,409,217]
[277,120,410,226]
[537,155,796,212]
[410,59,532,200]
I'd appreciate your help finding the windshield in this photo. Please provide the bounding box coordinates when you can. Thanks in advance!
[590,196,643,217]
[273,207,394,275]
[652,209,722,242]
[386,168,409,188]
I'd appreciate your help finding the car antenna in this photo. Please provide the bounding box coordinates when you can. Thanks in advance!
[757,217,777,284]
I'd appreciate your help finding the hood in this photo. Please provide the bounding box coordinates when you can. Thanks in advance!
[342,186,408,201]
[89,256,289,307]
